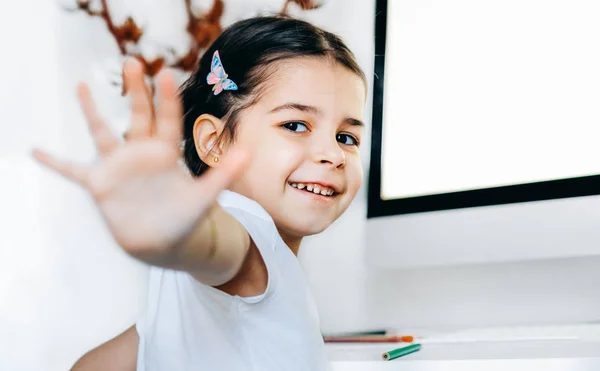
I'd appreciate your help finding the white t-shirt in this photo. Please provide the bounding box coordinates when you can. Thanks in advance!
[135,190,328,371]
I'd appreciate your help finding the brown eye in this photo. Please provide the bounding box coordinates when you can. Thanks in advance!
[337,133,359,146]
[282,121,309,132]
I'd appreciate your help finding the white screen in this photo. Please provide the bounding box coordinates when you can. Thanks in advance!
[381,0,600,200]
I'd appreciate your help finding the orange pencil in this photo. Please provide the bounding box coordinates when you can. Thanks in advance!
[323,335,414,343]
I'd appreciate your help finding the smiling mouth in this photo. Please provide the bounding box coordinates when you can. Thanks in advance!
[288,182,338,197]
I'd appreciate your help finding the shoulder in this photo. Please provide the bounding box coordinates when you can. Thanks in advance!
[217,190,273,222]
[217,190,278,252]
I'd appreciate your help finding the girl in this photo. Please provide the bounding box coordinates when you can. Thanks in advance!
[33,16,367,371]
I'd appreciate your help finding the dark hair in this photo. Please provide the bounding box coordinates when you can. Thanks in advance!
[180,16,366,176]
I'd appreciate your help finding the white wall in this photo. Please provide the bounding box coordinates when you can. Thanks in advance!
[1,2,149,370]
[2,1,190,370]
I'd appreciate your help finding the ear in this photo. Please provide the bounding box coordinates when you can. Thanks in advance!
[193,114,225,166]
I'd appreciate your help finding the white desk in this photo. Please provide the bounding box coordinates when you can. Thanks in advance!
[326,325,600,371]
[327,339,600,361]
[329,358,600,371]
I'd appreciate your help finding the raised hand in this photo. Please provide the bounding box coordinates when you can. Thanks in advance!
[32,59,249,262]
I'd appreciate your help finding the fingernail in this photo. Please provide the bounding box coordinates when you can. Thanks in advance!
[157,67,173,80]
[31,148,44,161]
[125,57,142,71]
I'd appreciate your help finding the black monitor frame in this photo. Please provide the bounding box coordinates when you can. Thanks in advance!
[367,0,600,218]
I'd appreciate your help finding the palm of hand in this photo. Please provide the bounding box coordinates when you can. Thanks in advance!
[33,59,248,256]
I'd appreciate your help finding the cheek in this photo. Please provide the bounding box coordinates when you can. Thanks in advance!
[346,160,364,195]
[243,141,301,188]
[255,137,303,174]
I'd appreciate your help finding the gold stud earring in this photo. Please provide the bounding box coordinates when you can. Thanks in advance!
[213,156,219,163]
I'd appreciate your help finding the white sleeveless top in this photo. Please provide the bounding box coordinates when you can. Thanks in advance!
[135,191,328,371]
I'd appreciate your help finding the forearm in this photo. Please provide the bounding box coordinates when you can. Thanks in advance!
[160,205,251,286]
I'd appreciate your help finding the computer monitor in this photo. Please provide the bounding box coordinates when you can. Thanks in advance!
[367,0,600,269]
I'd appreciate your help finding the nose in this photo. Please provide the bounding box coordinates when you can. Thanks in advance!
[313,136,346,169]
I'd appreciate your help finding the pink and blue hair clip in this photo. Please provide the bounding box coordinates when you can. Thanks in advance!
[206,50,238,96]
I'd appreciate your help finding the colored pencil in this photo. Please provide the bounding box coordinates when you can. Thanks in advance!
[324,335,414,343]
[382,343,422,361]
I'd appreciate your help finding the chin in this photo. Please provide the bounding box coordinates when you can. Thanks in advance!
[283,217,333,237]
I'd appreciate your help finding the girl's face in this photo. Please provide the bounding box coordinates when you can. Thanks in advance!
[228,58,366,249]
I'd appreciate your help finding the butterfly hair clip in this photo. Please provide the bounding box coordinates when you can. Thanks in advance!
[206,50,238,96]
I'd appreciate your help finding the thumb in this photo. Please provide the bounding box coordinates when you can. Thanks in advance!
[196,146,252,201]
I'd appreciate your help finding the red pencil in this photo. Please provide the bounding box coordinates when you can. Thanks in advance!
[323,335,414,343]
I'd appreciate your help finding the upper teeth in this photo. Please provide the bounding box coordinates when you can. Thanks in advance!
[290,183,335,196]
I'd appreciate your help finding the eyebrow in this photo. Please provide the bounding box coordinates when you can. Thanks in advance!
[269,103,321,115]
[345,118,365,128]
[269,102,365,127]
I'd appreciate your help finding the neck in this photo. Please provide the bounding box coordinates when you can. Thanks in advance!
[278,229,302,256]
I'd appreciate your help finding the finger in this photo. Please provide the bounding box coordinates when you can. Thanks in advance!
[197,147,251,201]
[155,69,183,145]
[124,58,155,140]
[31,148,90,187]
[77,83,119,156]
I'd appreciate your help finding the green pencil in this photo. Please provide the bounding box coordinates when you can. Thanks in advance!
[382,343,422,361]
